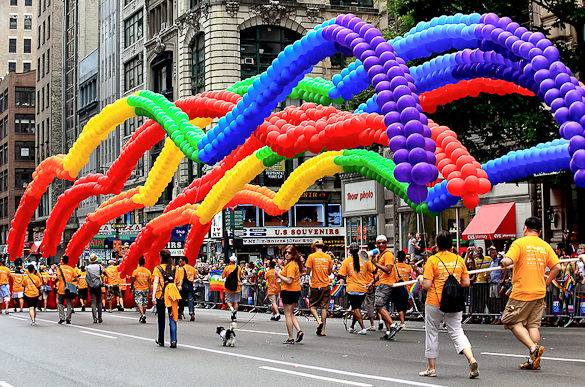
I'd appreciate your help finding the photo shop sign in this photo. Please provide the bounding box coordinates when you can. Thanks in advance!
[342,180,381,216]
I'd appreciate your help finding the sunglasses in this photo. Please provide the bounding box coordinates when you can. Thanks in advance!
[285,251,293,254]
[376,241,386,244]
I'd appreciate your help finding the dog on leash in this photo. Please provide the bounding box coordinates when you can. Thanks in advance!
[216,322,237,347]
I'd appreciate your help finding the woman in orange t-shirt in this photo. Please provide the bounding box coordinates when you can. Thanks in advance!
[23,264,42,325]
[277,245,304,344]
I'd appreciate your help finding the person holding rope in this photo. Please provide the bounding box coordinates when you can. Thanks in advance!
[417,231,479,379]
[306,239,333,337]
[499,216,561,370]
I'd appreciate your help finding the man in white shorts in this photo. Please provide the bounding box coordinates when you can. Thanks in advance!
[0,260,10,314]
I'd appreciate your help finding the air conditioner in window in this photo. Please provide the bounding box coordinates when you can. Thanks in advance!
[243,57,254,65]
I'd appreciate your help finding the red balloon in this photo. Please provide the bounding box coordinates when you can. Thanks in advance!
[464,175,479,192]
[447,178,465,196]
[463,194,480,209]
[441,164,457,178]
[478,178,492,194]
[450,148,466,162]
[444,141,459,156]
[437,158,451,171]
[461,164,477,178]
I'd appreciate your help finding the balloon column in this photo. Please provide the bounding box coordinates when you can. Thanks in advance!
[7,13,584,275]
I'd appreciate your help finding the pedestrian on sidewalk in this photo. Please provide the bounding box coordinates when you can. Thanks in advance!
[277,245,304,344]
[500,217,561,370]
[222,255,241,322]
[417,231,478,379]
[86,254,104,323]
[178,257,197,322]
[56,255,78,325]
[0,259,11,314]
[306,239,333,336]
[131,256,152,324]
[152,250,182,348]
[265,260,281,321]
[23,264,42,325]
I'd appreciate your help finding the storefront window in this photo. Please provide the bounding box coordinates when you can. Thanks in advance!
[263,210,290,227]
[294,204,324,226]
[346,215,377,248]
[237,205,258,227]
[328,204,342,226]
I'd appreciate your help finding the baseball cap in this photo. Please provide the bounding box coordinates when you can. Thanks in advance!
[376,235,388,243]
[229,255,237,263]
[312,239,324,248]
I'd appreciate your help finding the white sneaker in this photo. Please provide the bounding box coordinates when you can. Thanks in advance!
[358,328,368,335]
[348,327,357,334]
[368,325,377,331]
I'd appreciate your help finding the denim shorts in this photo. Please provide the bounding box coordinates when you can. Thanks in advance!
[0,284,10,300]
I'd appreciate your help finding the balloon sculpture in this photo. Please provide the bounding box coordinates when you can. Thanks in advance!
[7,13,581,276]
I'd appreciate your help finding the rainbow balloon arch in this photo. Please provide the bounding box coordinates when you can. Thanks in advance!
[7,13,585,275]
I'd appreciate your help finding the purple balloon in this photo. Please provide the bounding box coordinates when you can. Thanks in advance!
[505,35,518,49]
[505,22,520,33]
[379,51,396,64]
[519,42,534,58]
[573,149,585,169]
[564,89,581,105]
[353,42,371,58]
[406,133,425,150]
[387,123,404,138]
[544,88,561,105]
[384,111,401,127]
[374,81,392,93]
[555,73,571,88]
[392,85,411,99]
[497,16,512,28]
[387,67,404,78]
[550,97,566,111]
[538,79,555,94]
[569,135,585,154]
[531,55,549,71]
[389,134,406,152]
[574,168,585,187]
[404,120,424,136]
[534,69,551,84]
[411,163,435,185]
[520,31,533,42]
[481,13,499,25]
[367,65,385,78]
[408,148,427,164]
[372,73,386,85]
[407,184,429,203]
[393,148,410,164]
[381,101,398,115]
[389,76,407,90]
[561,121,584,138]
[376,90,393,106]
[426,150,437,164]
[396,95,417,110]
[543,46,560,62]
[511,40,524,54]
[363,56,380,68]
[394,162,413,183]
[529,32,546,45]
[555,107,570,124]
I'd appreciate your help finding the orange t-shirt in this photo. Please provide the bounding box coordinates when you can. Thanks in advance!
[280,261,301,292]
[181,264,197,283]
[395,262,413,282]
[377,249,397,285]
[0,266,10,285]
[506,235,560,301]
[39,271,50,285]
[78,272,88,289]
[132,266,152,291]
[338,256,375,293]
[221,264,241,293]
[56,265,78,295]
[104,265,121,286]
[153,264,181,300]
[306,251,333,288]
[11,273,24,292]
[423,251,469,307]
[23,273,42,298]
[265,268,280,295]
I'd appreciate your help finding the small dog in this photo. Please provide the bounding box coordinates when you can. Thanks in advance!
[216,322,237,347]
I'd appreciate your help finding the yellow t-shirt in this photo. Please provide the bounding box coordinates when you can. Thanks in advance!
[280,261,301,292]
[56,265,78,295]
[221,264,241,292]
[153,264,181,300]
[506,235,560,301]
[474,256,493,283]
[305,251,333,288]
[132,266,152,291]
[395,262,413,282]
[0,266,10,285]
[265,268,280,295]
[377,249,397,285]
[78,272,88,289]
[181,264,197,283]
[338,256,375,293]
[104,265,121,286]
[11,273,24,292]
[423,251,469,307]
[23,273,42,298]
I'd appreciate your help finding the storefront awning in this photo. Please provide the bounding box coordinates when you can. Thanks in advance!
[462,202,516,240]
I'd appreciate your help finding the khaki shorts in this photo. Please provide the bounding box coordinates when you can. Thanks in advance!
[267,294,279,304]
[502,298,546,329]
[309,286,330,309]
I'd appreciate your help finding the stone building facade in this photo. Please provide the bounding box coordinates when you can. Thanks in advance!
[0,0,36,76]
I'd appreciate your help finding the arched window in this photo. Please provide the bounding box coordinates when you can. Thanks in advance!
[240,25,301,79]
[191,33,205,94]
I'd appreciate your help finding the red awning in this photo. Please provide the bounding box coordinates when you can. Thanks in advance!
[462,202,516,240]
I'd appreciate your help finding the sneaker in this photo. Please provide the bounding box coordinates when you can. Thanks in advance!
[368,325,377,331]
[274,314,281,321]
[190,314,195,322]
[348,327,357,334]
[66,320,71,324]
[93,318,98,324]
[469,361,479,379]
[117,306,124,312]
[231,311,237,321]
[519,360,538,370]
[270,316,277,321]
[58,319,65,324]
[170,341,177,349]
[387,326,400,340]
[358,328,368,335]
[530,345,545,369]
[155,339,164,347]
[378,322,384,331]
[419,369,437,377]
[98,318,103,324]
[81,306,86,312]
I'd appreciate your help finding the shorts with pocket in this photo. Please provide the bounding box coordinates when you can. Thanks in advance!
[11,291,23,299]
[501,298,546,329]
[374,284,393,308]
[107,285,120,300]
[267,294,279,304]
[309,286,331,309]
[133,289,149,306]
[224,291,241,304]
[0,284,10,300]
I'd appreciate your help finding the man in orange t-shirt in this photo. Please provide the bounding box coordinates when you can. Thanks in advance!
[500,217,560,370]
[305,239,333,336]
[222,255,241,322]
[56,256,78,324]
[372,235,399,340]
[131,256,152,323]
[0,260,11,314]
[104,260,124,312]
[265,260,281,321]
[10,267,25,312]
[178,257,197,321]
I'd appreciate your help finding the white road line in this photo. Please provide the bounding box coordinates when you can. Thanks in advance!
[238,328,288,336]
[260,366,372,387]
[107,314,139,320]
[27,316,444,387]
[481,352,585,364]
[79,330,117,339]
[0,381,15,387]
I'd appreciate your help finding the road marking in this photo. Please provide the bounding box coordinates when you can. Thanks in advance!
[107,314,139,320]
[259,366,372,386]
[238,328,288,336]
[27,316,444,387]
[79,330,117,339]
[0,381,15,387]
[481,352,585,364]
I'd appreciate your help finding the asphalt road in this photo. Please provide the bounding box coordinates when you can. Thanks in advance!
[0,307,583,387]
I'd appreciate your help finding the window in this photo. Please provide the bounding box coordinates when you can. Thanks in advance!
[124,10,143,48]
[24,15,32,30]
[0,117,8,139]
[24,38,31,53]
[330,0,373,6]
[9,38,17,53]
[9,15,17,29]
[23,62,31,72]
[237,205,258,227]
[123,54,143,92]
[0,144,8,166]
[79,78,97,108]
[0,91,7,113]
[8,62,17,72]
[240,26,301,79]
[0,171,7,192]
[15,87,35,107]
[294,204,325,227]
[263,210,290,227]
[151,51,173,100]
[15,114,35,133]
[10,0,17,6]
[47,15,50,39]
[15,142,35,160]
[25,0,32,5]
[15,168,34,189]
[123,116,143,138]
[328,204,342,226]
[190,33,205,94]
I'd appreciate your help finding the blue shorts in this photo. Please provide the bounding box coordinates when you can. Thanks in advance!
[0,284,10,300]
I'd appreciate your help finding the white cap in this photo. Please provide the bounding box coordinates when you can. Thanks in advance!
[229,254,237,263]
[376,235,388,242]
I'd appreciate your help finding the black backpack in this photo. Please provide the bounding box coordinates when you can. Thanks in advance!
[224,266,239,292]
[182,267,194,292]
[436,256,465,313]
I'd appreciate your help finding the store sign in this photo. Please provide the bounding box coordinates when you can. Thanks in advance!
[300,191,330,200]
[210,212,223,239]
[242,227,345,238]
[243,237,322,245]
[343,180,379,216]
[165,241,185,257]
[97,224,143,238]
[265,160,285,180]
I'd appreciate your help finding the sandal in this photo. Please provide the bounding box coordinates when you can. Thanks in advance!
[418,369,436,377]
[469,361,479,379]
[316,322,324,336]
[296,330,304,343]
[283,338,295,345]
